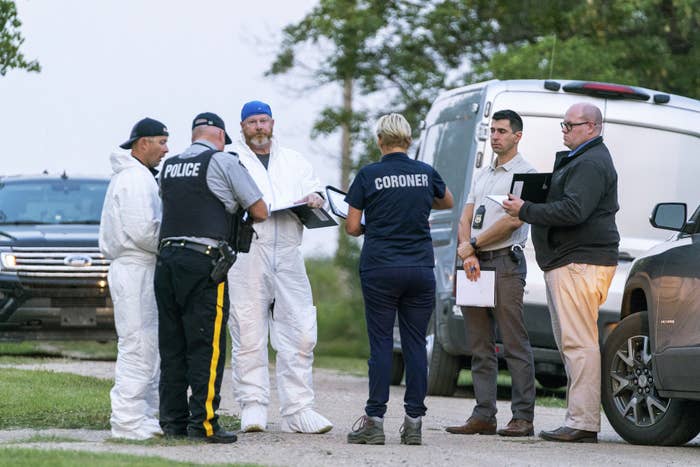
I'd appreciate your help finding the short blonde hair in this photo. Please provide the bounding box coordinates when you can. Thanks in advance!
[376,113,412,149]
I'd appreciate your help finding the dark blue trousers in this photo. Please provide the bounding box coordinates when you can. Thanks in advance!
[360,267,435,418]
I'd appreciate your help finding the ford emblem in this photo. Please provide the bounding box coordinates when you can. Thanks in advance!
[64,254,92,267]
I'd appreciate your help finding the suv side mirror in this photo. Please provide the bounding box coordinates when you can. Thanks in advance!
[650,202,687,231]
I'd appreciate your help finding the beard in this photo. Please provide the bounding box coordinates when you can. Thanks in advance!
[245,131,272,149]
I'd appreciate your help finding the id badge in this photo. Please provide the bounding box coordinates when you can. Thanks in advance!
[472,204,485,229]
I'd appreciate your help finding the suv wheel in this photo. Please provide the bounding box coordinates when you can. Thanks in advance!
[426,320,461,396]
[535,373,567,390]
[601,311,700,445]
[391,351,404,385]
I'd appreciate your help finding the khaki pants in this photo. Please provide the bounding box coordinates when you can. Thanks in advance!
[544,263,616,432]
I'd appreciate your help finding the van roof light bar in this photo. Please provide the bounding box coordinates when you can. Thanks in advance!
[562,81,650,101]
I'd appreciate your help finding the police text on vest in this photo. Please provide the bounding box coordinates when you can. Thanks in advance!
[164,162,201,178]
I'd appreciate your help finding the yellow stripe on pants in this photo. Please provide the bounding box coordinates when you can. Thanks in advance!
[203,281,225,436]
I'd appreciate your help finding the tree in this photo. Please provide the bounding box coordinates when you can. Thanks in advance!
[419,0,699,98]
[269,0,698,261]
[267,0,443,265]
[0,0,40,76]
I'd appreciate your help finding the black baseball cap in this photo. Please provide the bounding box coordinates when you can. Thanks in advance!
[120,117,169,149]
[192,112,232,145]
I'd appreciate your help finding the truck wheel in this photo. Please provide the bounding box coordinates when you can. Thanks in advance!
[535,373,567,390]
[426,322,461,396]
[391,352,404,385]
[601,311,700,445]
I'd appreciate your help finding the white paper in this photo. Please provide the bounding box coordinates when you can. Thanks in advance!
[486,194,508,207]
[325,188,365,224]
[456,270,496,307]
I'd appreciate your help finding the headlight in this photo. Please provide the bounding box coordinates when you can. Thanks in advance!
[0,252,17,269]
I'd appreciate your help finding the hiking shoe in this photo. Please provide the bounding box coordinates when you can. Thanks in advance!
[347,415,385,445]
[400,415,422,445]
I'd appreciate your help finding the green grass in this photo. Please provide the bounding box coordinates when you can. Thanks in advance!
[12,435,82,443]
[0,367,241,434]
[0,368,111,430]
[314,355,367,376]
[306,258,369,359]
[0,448,261,466]
[0,341,117,361]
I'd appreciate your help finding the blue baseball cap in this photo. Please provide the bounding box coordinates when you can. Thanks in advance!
[241,101,272,122]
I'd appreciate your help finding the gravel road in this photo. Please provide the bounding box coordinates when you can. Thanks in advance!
[2,360,698,466]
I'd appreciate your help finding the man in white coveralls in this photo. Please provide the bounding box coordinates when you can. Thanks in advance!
[227,100,332,434]
[99,117,169,439]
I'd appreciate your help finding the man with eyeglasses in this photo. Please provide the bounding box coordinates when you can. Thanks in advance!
[446,109,537,438]
[503,102,619,443]
[227,101,333,434]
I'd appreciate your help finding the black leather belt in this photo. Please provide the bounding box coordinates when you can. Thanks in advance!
[160,239,219,258]
[477,245,521,261]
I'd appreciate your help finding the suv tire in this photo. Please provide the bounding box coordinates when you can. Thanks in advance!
[391,351,404,385]
[601,311,700,445]
[426,319,461,396]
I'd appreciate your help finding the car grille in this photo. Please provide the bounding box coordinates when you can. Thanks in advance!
[1,247,110,278]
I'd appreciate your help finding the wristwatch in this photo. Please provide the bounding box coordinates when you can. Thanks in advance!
[470,236,478,252]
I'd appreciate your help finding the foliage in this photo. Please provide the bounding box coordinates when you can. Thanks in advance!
[459,0,700,98]
[0,0,40,76]
[270,0,699,161]
[306,257,368,358]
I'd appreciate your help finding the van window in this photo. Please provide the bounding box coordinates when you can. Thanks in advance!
[496,113,700,242]
[418,90,483,206]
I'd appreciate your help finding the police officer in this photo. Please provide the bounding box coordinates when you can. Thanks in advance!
[344,113,454,445]
[154,112,268,443]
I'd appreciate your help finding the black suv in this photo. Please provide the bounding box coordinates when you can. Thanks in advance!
[601,202,700,445]
[0,174,114,341]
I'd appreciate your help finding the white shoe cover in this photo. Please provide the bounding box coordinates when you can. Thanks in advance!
[110,421,162,440]
[281,409,333,434]
[241,403,268,432]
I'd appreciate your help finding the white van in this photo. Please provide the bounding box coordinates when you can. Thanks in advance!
[392,79,700,395]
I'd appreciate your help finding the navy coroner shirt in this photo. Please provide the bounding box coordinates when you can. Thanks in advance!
[345,152,447,271]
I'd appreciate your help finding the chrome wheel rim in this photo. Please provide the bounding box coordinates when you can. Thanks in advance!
[610,335,670,427]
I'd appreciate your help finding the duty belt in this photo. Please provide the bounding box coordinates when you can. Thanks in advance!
[477,244,522,261]
[160,239,220,258]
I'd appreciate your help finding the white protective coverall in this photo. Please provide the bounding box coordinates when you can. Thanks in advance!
[99,149,162,440]
[227,135,331,433]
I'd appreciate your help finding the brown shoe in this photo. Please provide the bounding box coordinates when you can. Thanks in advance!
[539,426,597,443]
[445,416,496,435]
[497,419,534,437]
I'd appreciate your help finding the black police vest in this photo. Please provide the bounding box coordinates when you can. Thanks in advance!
[159,149,231,241]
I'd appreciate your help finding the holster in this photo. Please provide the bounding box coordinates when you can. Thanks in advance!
[230,209,257,254]
[210,241,237,283]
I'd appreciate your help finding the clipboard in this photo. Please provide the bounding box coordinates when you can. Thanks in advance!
[509,173,552,203]
[455,267,496,308]
[325,185,365,225]
[271,200,337,229]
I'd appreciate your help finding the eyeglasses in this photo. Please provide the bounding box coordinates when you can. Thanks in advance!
[560,121,590,132]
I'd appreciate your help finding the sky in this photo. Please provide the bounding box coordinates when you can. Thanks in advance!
[2,0,342,255]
